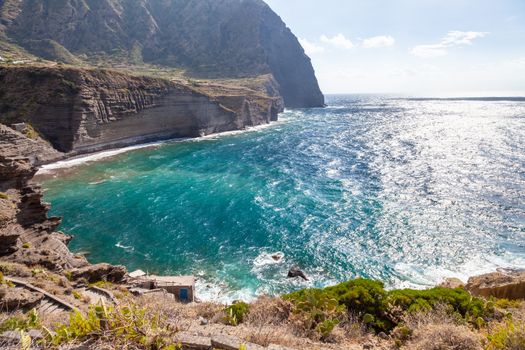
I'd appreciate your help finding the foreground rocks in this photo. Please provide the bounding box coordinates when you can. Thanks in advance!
[70,263,127,284]
[466,269,525,300]
[0,124,91,272]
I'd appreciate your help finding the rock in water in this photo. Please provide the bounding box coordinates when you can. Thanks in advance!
[466,269,525,300]
[288,266,309,281]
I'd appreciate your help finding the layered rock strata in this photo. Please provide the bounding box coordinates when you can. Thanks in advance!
[0,66,284,154]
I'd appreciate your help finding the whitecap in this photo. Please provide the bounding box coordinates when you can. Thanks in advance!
[253,251,285,267]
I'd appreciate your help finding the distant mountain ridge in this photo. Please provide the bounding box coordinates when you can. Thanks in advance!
[0,0,324,108]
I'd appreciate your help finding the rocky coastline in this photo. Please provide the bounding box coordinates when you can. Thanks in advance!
[0,120,524,349]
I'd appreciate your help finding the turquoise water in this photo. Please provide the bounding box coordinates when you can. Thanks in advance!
[42,95,525,301]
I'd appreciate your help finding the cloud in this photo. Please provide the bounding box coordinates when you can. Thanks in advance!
[298,38,325,56]
[320,34,354,50]
[440,31,489,45]
[362,35,395,48]
[410,44,448,58]
[411,31,489,58]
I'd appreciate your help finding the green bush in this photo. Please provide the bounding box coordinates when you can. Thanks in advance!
[389,287,489,321]
[0,192,8,200]
[285,278,493,333]
[0,309,39,332]
[487,320,525,350]
[286,279,391,331]
[224,301,250,326]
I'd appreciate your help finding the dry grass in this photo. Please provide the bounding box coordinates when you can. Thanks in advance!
[245,296,291,326]
[0,261,31,277]
[401,303,464,330]
[397,303,483,350]
[405,323,483,350]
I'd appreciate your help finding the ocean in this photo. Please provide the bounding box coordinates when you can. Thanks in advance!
[41,95,525,302]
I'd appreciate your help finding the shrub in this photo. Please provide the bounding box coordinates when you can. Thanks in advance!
[487,320,525,350]
[405,323,483,350]
[22,242,31,249]
[494,299,522,310]
[285,278,492,333]
[0,192,8,200]
[245,296,291,326]
[45,300,178,349]
[224,301,250,326]
[284,278,391,330]
[389,287,489,322]
[0,309,39,332]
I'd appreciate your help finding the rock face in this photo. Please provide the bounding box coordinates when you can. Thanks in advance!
[0,124,87,271]
[466,270,525,300]
[70,263,127,284]
[0,0,324,108]
[0,66,283,154]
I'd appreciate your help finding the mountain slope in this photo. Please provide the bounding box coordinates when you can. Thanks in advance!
[0,0,324,107]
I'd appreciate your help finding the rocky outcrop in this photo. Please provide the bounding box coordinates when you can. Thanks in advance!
[466,270,525,300]
[0,0,324,108]
[0,66,283,154]
[0,124,86,271]
[70,263,127,284]
[0,67,283,154]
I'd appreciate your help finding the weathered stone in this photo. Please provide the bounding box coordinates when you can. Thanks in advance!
[0,287,43,311]
[440,278,465,289]
[211,335,265,350]
[466,270,525,300]
[70,263,127,283]
[175,332,212,350]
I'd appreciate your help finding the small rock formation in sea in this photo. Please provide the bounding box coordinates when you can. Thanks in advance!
[288,266,309,281]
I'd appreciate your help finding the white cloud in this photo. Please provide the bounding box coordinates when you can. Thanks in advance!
[320,33,354,50]
[298,38,325,56]
[411,31,489,58]
[362,35,395,48]
[440,31,489,46]
[410,44,448,58]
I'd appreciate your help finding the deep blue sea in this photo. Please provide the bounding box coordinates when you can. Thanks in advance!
[41,95,525,301]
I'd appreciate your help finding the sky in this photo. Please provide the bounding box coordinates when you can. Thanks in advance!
[263,0,525,96]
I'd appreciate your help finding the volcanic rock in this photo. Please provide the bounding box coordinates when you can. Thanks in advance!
[466,270,525,300]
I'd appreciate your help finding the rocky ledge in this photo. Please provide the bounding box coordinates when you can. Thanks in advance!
[0,124,125,279]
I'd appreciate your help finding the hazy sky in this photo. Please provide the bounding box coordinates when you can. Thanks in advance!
[263,0,525,96]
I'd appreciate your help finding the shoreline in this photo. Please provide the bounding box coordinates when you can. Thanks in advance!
[35,118,288,180]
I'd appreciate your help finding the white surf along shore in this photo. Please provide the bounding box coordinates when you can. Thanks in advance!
[36,117,291,176]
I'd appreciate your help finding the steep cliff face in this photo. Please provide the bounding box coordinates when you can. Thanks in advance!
[0,0,324,108]
[0,124,85,270]
[0,66,283,154]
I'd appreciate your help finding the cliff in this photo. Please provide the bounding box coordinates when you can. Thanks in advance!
[0,124,83,269]
[0,66,283,154]
[0,0,324,108]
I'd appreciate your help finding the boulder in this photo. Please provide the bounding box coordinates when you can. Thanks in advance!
[0,287,43,311]
[440,278,465,289]
[466,270,525,300]
[70,263,127,283]
[288,266,309,281]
